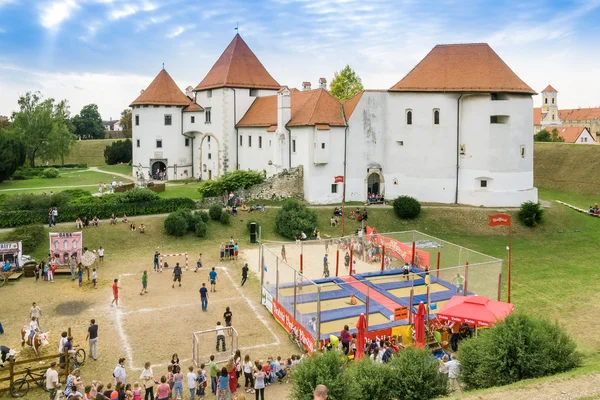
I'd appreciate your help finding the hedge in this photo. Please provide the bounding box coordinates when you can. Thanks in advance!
[0,198,196,228]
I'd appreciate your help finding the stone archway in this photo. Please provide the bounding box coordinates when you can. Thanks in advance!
[197,133,220,181]
[365,166,384,199]
[151,160,167,178]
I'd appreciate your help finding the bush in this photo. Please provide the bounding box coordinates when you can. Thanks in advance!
[42,168,60,179]
[6,225,46,254]
[290,351,349,400]
[388,347,447,400]
[246,219,258,232]
[117,188,159,203]
[275,199,317,239]
[393,195,421,219]
[195,221,207,237]
[164,213,188,237]
[459,313,580,390]
[345,359,396,400]
[517,201,543,227]
[198,211,209,223]
[209,204,222,221]
[0,133,25,183]
[104,139,132,165]
[197,170,265,198]
[219,212,230,225]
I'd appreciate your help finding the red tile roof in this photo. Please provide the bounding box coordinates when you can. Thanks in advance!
[542,84,557,93]
[183,102,204,112]
[533,108,542,125]
[237,88,345,128]
[390,43,535,94]
[130,69,190,107]
[342,91,364,120]
[554,126,588,143]
[194,34,280,91]
[558,108,600,121]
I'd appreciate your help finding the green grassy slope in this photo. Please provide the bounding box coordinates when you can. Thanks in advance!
[48,139,119,166]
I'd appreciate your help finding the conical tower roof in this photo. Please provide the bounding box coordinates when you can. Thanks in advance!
[195,34,280,91]
[130,69,191,106]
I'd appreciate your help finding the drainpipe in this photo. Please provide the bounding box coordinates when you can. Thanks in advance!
[455,94,463,204]
[181,108,194,178]
[232,88,238,170]
[286,127,292,169]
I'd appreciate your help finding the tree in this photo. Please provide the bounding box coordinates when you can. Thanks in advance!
[0,116,10,132]
[104,139,132,164]
[535,128,565,142]
[0,132,25,182]
[330,65,364,101]
[275,199,317,239]
[10,92,70,167]
[39,121,77,166]
[550,128,565,142]
[119,109,132,138]
[72,104,105,139]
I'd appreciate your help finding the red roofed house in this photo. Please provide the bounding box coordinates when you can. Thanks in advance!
[132,37,537,206]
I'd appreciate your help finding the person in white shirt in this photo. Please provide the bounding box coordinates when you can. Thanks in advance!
[98,247,104,265]
[186,366,197,400]
[139,362,155,400]
[443,354,461,393]
[215,322,226,352]
[46,361,59,400]
[30,302,42,328]
[27,317,40,346]
[113,358,126,385]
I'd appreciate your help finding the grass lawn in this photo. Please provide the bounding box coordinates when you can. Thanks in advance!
[158,182,204,199]
[0,170,132,192]
[46,139,120,166]
[97,164,133,176]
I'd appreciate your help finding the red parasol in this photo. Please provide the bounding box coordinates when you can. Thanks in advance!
[437,295,514,327]
[355,313,367,360]
[415,301,426,347]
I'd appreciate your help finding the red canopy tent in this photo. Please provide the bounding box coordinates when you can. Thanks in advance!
[355,313,367,360]
[437,295,514,327]
[414,302,426,347]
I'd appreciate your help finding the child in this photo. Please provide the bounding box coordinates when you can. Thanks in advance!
[167,365,174,396]
[139,224,145,233]
[77,265,83,288]
[92,268,97,289]
[262,360,271,386]
[103,383,113,398]
[284,358,293,383]
[43,262,48,281]
[195,364,206,400]
[34,265,40,282]
[132,383,142,400]
[140,270,148,295]
[125,383,133,400]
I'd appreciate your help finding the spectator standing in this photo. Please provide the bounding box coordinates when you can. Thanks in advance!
[218,367,230,399]
[86,319,98,360]
[208,355,218,396]
[186,366,197,400]
[156,377,169,400]
[241,264,249,286]
[172,366,183,399]
[114,358,126,385]
[69,256,77,281]
[253,366,265,400]
[281,245,287,262]
[200,283,208,311]
[444,354,461,393]
[216,322,226,352]
[98,247,105,265]
[46,362,59,400]
[139,362,155,400]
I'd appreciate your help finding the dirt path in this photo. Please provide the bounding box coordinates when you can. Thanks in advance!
[89,166,133,181]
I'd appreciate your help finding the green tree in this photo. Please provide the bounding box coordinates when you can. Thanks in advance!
[39,121,77,166]
[275,199,317,239]
[550,128,565,142]
[534,129,551,142]
[104,139,132,164]
[330,65,364,101]
[72,104,105,139]
[0,116,11,132]
[10,92,70,167]
[0,132,25,182]
[120,109,132,138]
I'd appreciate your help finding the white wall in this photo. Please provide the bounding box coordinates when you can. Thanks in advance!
[237,127,276,172]
[576,129,595,144]
[131,105,191,180]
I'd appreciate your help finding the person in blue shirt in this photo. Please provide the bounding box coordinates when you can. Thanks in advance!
[3,261,10,272]
[153,251,160,272]
[209,268,218,292]
[199,283,209,311]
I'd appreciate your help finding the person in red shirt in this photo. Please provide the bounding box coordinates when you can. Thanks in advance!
[111,279,120,307]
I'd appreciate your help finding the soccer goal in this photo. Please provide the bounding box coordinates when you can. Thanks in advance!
[159,252,189,271]
[192,327,239,366]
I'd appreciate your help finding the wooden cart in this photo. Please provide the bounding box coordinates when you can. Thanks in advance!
[0,270,23,288]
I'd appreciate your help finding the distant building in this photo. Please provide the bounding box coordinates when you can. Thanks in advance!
[103,119,122,131]
[533,85,600,143]
[554,126,594,144]
[0,115,9,122]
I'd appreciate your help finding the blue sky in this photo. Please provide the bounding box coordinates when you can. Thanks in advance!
[1,0,600,120]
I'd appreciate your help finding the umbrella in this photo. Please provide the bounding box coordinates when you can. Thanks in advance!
[415,301,426,347]
[355,313,367,360]
[437,295,514,327]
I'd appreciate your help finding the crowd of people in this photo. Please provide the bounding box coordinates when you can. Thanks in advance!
[74,214,145,233]
[97,181,125,195]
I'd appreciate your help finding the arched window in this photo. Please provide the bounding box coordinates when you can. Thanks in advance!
[54,240,59,250]
[63,240,68,250]
[72,240,77,249]
[545,98,548,104]
[552,98,554,104]
[406,109,412,125]
[433,109,440,125]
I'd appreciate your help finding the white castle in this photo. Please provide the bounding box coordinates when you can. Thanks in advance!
[131,34,538,206]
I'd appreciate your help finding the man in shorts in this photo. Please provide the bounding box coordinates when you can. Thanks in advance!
[209,267,218,292]
[402,263,410,281]
[172,263,182,288]
[98,246,104,265]
[223,307,233,335]
[195,253,203,272]
[153,251,160,272]
[111,279,120,307]
[140,270,148,295]
[453,273,465,295]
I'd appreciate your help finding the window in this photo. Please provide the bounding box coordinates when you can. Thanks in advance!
[250,89,258,97]
[433,109,440,125]
[398,141,404,146]
[545,98,548,104]
[205,107,211,123]
[480,180,487,188]
[331,184,338,194]
[207,90,212,98]
[491,93,509,100]
[185,138,190,147]
[248,136,252,147]
[552,98,555,104]
[207,136,211,142]
[164,115,172,126]
[259,136,262,148]
[153,105,159,108]
[208,153,212,160]
[156,139,162,148]
[135,115,139,126]
[191,116,195,123]
[520,145,526,158]
[552,114,555,120]
[143,105,149,108]
[490,115,509,124]
[406,110,412,125]
[321,143,326,149]
[239,135,243,146]
[292,140,296,153]
[136,139,140,148]
[460,144,466,155]
[165,105,171,108]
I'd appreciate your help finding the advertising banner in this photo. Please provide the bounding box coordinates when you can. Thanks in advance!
[272,299,315,352]
[366,227,430,267]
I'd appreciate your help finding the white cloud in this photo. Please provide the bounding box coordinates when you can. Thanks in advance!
[39,0,79,30]
[0,0,15,6]
[109,1,156,20]
[166,24,195,39]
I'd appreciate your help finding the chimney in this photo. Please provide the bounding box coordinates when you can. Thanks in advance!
[185,86,195,100]
[319,77,327,90]
[277,86,291,133]
[302,81,311,91]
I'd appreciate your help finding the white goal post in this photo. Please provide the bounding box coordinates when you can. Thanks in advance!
[192,327,239,366]
[159,252,189,271]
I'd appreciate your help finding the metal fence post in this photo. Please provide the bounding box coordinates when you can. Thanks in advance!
[275,257,279,302]
[316,286,321,350]
[293,269,297,321]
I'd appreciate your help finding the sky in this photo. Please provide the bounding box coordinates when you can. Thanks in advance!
[1,0,600,120]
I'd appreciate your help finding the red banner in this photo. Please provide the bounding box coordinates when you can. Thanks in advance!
[366,227,430,268]
[272,299,315,352]
[334,175,344,183]
[488,214,511,227]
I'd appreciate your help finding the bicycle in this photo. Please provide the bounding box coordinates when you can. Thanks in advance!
[10,367,50,397]
[288,330,303,351]
[69,348,86,371]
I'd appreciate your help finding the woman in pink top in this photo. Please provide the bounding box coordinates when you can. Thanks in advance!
[132,383,142,400]
[340,325,351,355]
[156,376,169,400]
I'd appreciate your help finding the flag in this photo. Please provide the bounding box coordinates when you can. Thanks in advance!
[334,175,344,183]
[488,214,511,227]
